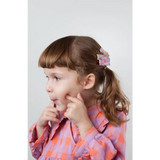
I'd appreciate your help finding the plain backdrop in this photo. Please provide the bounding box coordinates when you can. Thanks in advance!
[28,0,132,159]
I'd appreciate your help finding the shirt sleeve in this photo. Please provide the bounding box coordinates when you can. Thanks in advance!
[72,112,127,160]
[28,122,50,159]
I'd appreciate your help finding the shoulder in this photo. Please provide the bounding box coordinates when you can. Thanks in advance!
[88,104,127,132]
[116,105,128,120]
[116,110,127,121]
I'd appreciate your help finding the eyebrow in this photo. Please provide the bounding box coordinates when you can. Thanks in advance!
[44,72,63,76]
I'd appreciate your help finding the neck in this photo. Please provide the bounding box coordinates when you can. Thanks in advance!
[85,98,97,108]
[82,89,97,108]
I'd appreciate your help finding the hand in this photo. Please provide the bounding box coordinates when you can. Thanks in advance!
[36,101,60,130]
[64,93,93,138]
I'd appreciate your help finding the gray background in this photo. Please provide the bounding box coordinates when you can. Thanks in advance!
[28,0,132,159]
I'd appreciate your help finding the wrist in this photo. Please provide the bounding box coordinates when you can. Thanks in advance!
[36,124,46,139]
[36,124,45,130]
[78,120,93,139]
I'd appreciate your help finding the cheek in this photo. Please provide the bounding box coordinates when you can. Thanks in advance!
[56,82,83,103]
[56,86,70,103]
[68,83,83,95]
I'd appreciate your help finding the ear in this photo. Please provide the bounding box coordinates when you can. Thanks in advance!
[83,73,95,90]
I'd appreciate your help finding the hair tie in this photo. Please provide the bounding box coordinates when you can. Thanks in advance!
[97,48,110,66]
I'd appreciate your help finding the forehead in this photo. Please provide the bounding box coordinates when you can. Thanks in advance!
[44,67,79,78]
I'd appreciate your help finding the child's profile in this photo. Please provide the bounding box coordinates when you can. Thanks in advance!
[29,36,130,160]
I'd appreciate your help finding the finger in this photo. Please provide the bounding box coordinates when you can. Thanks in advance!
[64,111,69,119]
[52,118,60,123]
[65,107,71,113]
[46,112,59,119]
[64,112,67,118]
[49,100,54,107]
[47,107,59,118]
[66,102,75,109]
[66,93,84,103]
[51,110,59,118]
[76,93,84,102]
[46,115,60,123]
[66,95,79,103]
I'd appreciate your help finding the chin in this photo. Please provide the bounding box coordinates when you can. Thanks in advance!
[56,104,67,112]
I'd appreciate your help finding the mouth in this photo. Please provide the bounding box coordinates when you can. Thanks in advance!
[51,99,58,104]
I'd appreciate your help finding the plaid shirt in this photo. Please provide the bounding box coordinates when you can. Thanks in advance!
[29,104,127,160]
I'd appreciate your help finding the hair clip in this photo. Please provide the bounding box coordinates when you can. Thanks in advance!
[97,48,110,66]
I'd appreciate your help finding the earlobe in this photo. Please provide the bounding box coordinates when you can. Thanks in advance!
[83,73,95,89]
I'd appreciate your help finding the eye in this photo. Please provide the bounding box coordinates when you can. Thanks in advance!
[45,76,49,79]
[54,76,61,81]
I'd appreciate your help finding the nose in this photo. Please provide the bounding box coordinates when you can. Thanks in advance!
[46,80,53,93]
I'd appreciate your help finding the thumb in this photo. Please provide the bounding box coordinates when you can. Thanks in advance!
[77,93,84,102]
[49,100,54,107]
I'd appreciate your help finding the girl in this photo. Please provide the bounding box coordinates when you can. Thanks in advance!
[29,36,130,160]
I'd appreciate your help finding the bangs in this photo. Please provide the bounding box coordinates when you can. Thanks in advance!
[38,37,75,69]
[38,49,72,69]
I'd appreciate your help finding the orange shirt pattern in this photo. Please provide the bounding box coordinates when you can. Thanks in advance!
[29,104,127,160]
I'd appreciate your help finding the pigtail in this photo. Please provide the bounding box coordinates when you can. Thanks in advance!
[98,67,130,126]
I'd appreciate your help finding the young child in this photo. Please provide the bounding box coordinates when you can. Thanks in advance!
[29,36,130,160]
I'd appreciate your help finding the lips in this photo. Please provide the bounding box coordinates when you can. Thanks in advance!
[51,99,58,103]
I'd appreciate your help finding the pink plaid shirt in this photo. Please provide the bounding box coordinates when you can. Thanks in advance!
[29,104,127,160]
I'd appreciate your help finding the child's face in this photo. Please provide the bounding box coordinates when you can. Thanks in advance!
[44,67,84,112]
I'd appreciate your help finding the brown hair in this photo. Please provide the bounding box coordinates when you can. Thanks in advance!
[38,36,130,126]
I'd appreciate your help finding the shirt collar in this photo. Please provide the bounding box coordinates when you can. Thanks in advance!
[87,103,109,132]
[49,112,67,140]
[49,103,109,140]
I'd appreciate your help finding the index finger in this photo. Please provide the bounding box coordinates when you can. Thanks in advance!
[49,100,54,107]
[66,95,78,103]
